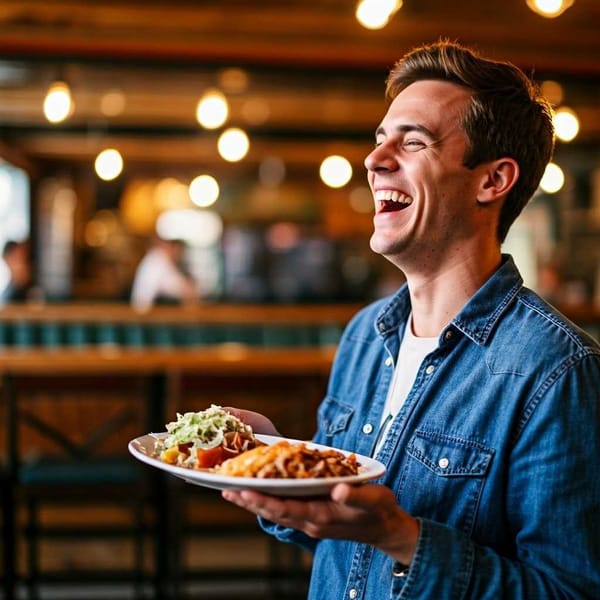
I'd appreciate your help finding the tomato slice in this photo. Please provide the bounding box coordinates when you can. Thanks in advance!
[195,445,226,468]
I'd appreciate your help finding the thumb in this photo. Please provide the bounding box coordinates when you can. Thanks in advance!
[330,483,375,508]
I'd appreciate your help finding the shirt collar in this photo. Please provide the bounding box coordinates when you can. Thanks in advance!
[375,255,524,345]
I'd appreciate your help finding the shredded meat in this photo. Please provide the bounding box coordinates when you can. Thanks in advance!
[216,440,360,479]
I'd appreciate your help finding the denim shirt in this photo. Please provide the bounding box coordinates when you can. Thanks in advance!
[260,256,600,599]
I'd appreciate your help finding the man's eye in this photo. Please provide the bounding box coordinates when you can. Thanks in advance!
[403,139,426,151]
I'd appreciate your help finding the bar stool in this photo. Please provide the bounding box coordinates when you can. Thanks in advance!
[3,370,165,599]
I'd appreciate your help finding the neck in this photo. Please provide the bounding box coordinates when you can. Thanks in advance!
[402,249,502,338]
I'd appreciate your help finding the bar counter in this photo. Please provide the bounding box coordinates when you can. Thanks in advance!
[0,345,337,375]
[1,343,335,599]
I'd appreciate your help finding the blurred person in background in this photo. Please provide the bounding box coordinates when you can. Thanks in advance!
[222,40,600,599]
[130,235,198,311]
[0,239,32,304]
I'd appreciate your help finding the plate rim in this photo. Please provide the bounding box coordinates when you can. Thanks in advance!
[128,432,386,494]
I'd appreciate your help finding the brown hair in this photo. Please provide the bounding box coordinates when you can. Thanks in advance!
[386,40,555,242]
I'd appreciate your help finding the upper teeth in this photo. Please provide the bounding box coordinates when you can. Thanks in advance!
[375,190,412,203]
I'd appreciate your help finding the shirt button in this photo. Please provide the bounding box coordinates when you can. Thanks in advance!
[362,423,374,435]
[349,589,358,599]
[425,364,435,375]
[444,330,453,340]
[438,457,449,469]
[385,356,393,367]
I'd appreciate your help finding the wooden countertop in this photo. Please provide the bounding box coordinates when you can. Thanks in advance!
[0,345,337,376]
[0,302,363,325]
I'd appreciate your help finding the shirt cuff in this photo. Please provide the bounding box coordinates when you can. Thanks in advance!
[396,517,475,598]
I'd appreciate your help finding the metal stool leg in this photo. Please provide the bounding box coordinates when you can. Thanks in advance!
[26,496,40,600]
[1,479,16,600]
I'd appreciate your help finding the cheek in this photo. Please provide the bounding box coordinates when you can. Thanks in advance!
[366,171,375,190]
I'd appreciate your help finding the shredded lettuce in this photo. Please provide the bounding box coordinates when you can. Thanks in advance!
[161,404,253,450]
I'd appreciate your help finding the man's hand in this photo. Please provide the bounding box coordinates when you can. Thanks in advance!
[222,483,419,566]
[223,407,280,436]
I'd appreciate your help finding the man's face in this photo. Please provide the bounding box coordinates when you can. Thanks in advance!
[365,80,486,268]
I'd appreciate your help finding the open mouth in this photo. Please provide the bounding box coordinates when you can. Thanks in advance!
[375,190,413,213]
[379,200,412,213]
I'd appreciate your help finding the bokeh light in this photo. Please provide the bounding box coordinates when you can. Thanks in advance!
[217,128,250,162]
[319,155,353,188]
[43,81,73,123]
[196,89,229,129]
[539,162,565,194]
[189,174,220,207]
[94,148,123,181]
[553,107,580,142]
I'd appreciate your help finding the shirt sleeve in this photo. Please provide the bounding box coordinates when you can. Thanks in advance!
[258,518,319,554]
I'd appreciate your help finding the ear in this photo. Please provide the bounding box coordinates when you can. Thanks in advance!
[476,158,519,205]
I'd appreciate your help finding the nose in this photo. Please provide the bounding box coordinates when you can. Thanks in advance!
[364,142,397,174]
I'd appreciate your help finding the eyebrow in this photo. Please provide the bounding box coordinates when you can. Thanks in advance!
[375,123,436,140]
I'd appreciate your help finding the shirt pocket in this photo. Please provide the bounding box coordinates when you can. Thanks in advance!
[316,396,354,447]
[401,430,494,535]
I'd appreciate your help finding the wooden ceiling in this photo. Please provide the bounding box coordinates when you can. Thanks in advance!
[0,0,599,179]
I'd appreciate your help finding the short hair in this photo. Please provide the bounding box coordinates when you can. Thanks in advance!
[2,240,19,258]
[386,40,555,242]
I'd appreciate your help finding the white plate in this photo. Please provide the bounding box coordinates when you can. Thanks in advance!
[128,433,386,497]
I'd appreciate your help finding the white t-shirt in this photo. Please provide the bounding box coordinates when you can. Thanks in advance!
[130,247,195,311]
[374,316,438,454]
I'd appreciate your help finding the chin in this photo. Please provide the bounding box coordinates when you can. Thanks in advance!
[370,233,397,256]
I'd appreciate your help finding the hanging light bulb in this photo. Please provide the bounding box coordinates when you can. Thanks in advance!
[553,107,580,142]
[217,128,250,162]
[320,155,353,188]
[189,174,220,207]
[43,80,73,123]
[196,89,229,129]
[526,0,574,18]
[356,0,402,30]
[94,148,123,181]
[539,162,565,194]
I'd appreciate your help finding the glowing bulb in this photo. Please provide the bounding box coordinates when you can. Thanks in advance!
[539,162,565,194]
[526,0,574,18]
[196,89,229,129]
[94,148,123,181]
[540,80,564,106]
[218,68,249,94]
[100,89,126,117]
[553,107,579,142]
[217,128,250,162]
[356,0,402,29]
[320,155,353,188]
[189,174,220,207]
[43,81,73,123]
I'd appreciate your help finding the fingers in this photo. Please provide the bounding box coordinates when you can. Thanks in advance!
[222,407,281,436]
[221,489,305,532]
[221,489,266,511]
[330,483,384,507]
[221,489,294,520]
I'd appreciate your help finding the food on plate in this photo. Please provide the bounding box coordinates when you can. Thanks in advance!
[216,440,360,479]
[154,405,264,469]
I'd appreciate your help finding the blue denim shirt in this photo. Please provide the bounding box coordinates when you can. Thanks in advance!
[261,256,600,599]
